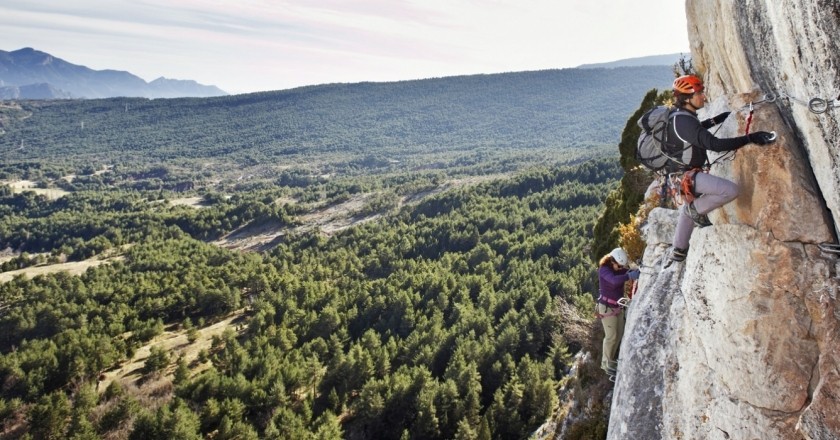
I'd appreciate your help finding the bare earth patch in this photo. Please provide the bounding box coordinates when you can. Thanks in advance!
[97,311,247,393]
[2,180,69,200]
[214,193,381,252]
[214,176,506,252]
[0,257,121,283]
[169,196,207,208]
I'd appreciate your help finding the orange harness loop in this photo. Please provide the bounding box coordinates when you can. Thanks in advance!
[680,168,703,205]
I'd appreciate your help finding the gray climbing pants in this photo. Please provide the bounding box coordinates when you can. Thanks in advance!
[672,172,740,250]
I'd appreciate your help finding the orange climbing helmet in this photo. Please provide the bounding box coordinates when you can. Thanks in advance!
[673,75,704,94]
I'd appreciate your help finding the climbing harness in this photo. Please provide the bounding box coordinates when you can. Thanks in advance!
[656,172,681,208]
[595,306,622,320]
[667,173,685,206]
[658,172,686,207]
[595,295,625,319]
[680,168,702,205]
[658,168,706,208]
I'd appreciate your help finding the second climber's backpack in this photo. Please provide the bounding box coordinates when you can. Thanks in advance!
[636,106,692,173]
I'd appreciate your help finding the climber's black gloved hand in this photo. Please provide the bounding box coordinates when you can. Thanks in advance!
[748,131,776,145]
[711,111,731,125]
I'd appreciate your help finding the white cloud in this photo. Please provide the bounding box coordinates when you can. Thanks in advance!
[0,0,688,93]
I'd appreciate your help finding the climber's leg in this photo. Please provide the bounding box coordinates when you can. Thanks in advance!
[692,173,739,215]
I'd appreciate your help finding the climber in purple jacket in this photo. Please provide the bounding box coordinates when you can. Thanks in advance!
[597,247,639,376]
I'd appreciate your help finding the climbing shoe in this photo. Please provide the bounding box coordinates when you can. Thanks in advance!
[671,247,688,262]
[684,202,712,228]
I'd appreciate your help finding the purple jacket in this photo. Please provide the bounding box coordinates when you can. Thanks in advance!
[598,265,629,304]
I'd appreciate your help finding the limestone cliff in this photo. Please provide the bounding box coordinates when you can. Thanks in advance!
[607,1,840,439]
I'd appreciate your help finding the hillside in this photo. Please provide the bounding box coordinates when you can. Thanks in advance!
[0,52,696,438]
[0,66,673,176]
[0,55,683,438]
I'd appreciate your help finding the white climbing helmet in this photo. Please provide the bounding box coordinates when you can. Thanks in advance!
[609,247,629,267]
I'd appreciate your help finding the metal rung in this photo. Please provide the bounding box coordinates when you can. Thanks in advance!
[818,243,840,254]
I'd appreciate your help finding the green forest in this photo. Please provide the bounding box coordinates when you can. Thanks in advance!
[0,160,620,439]
[0,66,671,181]
[0,67,670,439]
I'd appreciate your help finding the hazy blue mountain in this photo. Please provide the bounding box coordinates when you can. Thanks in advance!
[577,53,686,69]
[0,47,227,99]
[0,83,72,99]
[147,76,228,99]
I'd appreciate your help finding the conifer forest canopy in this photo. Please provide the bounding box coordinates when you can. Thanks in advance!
[0,66,670,439]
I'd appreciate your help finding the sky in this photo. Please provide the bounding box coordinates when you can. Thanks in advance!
[1,0,689,95]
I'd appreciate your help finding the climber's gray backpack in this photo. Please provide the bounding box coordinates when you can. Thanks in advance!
[636,106,692,173]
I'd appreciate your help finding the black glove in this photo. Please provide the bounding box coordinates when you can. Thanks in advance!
[748,131,776,145]
[711,111,731,125]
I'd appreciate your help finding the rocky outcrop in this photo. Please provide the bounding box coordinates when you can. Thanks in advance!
[607,2,840,439]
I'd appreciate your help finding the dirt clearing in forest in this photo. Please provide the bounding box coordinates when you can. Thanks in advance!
[214,175,506,252]
[0,257,121,283]
[97,311,248,393]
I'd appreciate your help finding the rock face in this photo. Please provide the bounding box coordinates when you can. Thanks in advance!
[607,2,840,439]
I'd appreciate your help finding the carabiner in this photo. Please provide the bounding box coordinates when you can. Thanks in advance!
[809,98,828,114]
[808,97,840,114]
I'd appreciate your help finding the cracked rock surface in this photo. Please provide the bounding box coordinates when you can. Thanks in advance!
[609,212,839,439]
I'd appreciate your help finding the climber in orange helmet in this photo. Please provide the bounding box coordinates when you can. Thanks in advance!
[668,74,776,263]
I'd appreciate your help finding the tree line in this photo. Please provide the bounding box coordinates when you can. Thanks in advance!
[0,66,672,172]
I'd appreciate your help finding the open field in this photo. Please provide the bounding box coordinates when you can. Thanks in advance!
[0,257,119,282]
[1,179,69,199]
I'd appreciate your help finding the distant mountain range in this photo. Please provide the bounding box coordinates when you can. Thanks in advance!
[0,48,228,99]
[577,53,686,69]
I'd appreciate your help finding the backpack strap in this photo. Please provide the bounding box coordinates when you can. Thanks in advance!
[663,110,702,170]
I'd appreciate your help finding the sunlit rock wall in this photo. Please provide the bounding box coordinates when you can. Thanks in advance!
[607,1,840,439]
